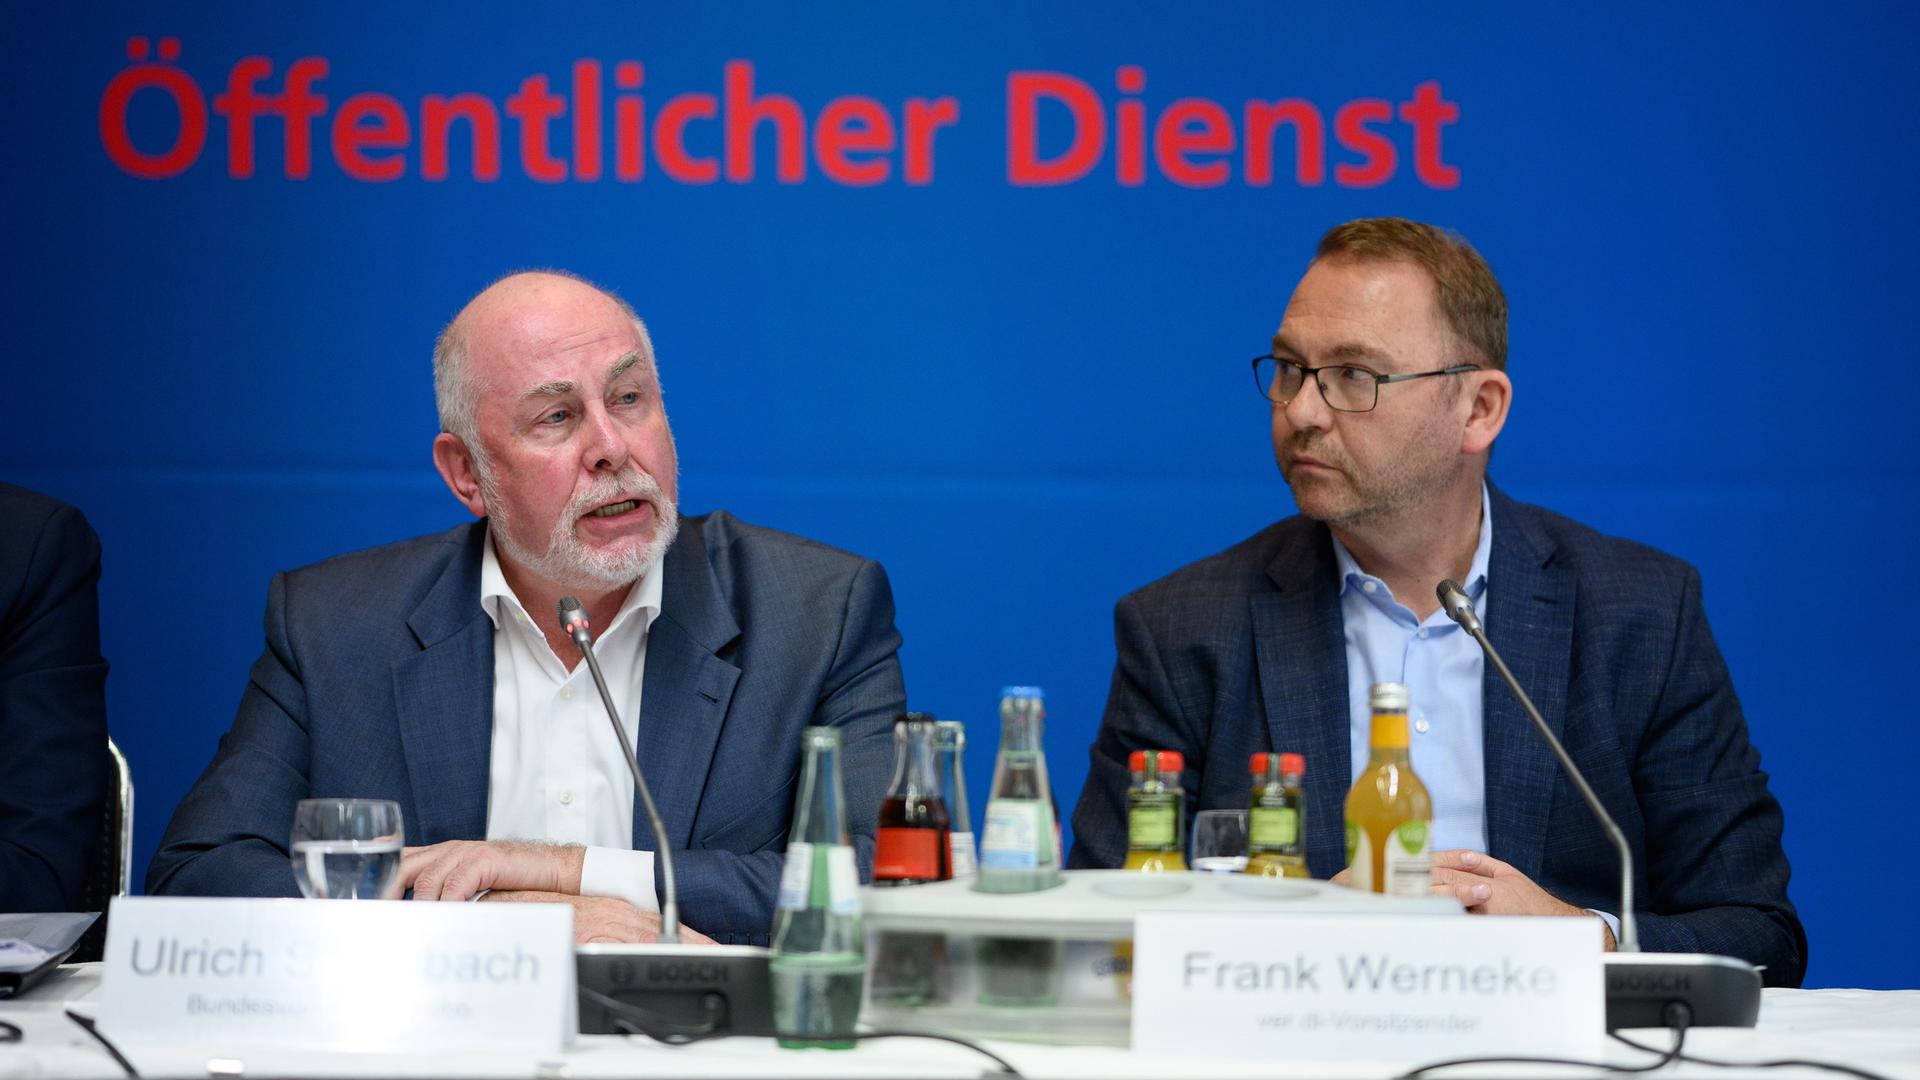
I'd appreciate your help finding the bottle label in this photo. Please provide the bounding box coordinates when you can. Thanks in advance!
[949,832,978,877]
[979,800,1045,871]
[1128,804,1176,848]
[777,841,814,910]
[873,827,942,881]
[777,841,861,913]
[826,845,860,913]
[1250,806,1299,849]
[1347,825,1372,892]
[1383,820,1431,898]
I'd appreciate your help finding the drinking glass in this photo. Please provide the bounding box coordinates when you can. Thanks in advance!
[290,799,405,899]
[1190,809,1248,873]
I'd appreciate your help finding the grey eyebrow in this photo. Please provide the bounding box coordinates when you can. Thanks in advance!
[522,379,575,400]
[607,352,642,380]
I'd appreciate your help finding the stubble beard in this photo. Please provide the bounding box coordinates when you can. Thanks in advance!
[479,461,681,592]
[1279,408,1462,535]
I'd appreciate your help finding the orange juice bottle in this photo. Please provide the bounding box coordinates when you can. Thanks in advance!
[1343,683,1432,895]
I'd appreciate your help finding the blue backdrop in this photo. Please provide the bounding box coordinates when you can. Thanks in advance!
[5,3,1916,989]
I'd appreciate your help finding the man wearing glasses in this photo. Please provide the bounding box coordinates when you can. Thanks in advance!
[1067,218,1804,985]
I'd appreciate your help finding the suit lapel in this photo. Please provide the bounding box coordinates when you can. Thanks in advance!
[633,521,742,851]
[1480,486,1575,881]
[1251,524,1351,879]
[394,526,494,845]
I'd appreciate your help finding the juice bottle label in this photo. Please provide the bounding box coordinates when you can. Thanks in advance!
[1250,806,1298,848]
[1383,820,1432,898]
[873,827,942,881]
[980,800,1045,870]
[1347,825,1373,892]
[1128,804,1176,847]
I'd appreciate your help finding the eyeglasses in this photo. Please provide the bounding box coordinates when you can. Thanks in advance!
[1251,355,1479,413]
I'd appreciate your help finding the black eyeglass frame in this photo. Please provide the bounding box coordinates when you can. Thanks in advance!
[1251,355,1480,413]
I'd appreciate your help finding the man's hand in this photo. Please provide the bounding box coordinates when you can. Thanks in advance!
[481,891,718,945]
[1331,853,1615,950]
[1432,849,1617,949]
[398,840,584,901]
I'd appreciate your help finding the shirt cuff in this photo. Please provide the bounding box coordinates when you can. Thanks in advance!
[1587,908,1623,946]
[580,846,659,912]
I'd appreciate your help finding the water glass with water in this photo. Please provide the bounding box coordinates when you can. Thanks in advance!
[1190,809,1249,873]
[291,799,404,899]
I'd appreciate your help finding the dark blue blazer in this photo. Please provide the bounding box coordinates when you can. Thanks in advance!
[148,511,906,944]
[0,483,110,913]
[1067,485,1806,986]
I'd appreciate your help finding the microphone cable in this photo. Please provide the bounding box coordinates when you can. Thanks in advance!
[1395,1001,1690,1079]
[1611,1024,1897,1080]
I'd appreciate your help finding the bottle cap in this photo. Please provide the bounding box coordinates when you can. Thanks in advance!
[1129,750,1183,774]
[1279,752,1306,775]
[1249,752,1273,773]
[1369,681,1411,712]
[1000,685,1045,700]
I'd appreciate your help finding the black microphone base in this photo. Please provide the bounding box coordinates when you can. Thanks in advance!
[1605,951,1761,1030]
[578,943,774,1038]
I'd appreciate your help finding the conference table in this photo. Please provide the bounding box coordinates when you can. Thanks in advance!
[4,965,1916,1079]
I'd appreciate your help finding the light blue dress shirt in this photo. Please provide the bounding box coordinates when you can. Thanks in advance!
[1329,486,1621,940]
[1331,484,1493,855]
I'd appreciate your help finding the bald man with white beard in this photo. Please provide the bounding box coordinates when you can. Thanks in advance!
[151,272,907,945]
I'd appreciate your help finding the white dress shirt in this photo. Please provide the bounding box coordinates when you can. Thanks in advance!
[479,531,663,910]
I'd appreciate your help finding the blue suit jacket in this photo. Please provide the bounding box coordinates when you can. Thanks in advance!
[148,511,906,944]
[0,484,110,913]
[1067,485,1806,986]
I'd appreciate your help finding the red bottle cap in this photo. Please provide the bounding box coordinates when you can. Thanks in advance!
[1249,752,1272,773]
[1280,752,1305,775]
[1131,750,1183,773]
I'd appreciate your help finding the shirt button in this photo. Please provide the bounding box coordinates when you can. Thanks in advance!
[1417,628,1429,639]
[561,687,574,701]
[1414,718,1431,735]
[1362,581,1378,594]
[558,791,574,806]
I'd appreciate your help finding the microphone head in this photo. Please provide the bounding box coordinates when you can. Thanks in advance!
[1436,579,1475,627]
[557,596,591,641]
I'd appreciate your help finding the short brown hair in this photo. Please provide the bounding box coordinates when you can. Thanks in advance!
[1315,217,1507,371]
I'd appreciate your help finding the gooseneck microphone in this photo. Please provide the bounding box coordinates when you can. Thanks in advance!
[558,597,681,944]
[1436,579,1761,1029]
[1435,579,1637,951]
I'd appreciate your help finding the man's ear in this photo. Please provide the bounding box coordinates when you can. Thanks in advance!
[433,433,488,518]
[1461,369,1512,457]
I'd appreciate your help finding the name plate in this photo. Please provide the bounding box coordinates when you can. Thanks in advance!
[1133,913,1601,1064]
[99,897,574,1054]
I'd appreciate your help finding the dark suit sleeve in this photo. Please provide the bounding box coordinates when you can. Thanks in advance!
[0,504,109,913]
[146,572,311,897]
[1630,567,1806,986]
[665,558,905,942]
[1069,592,1199,870]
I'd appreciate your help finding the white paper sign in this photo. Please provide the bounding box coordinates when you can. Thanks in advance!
[99,897,574,1054]
[1133,913,1601,1064]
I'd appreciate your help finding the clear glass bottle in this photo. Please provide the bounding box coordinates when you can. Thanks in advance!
[933,720,977,878]
[976,686,1063,893]
[770,727,864,1049]
[1246,752,1309,879]
[974,686,1064,1008]
[1344,683,1433,896]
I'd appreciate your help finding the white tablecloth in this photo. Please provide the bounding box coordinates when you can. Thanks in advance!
[4,966,1915,1079]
